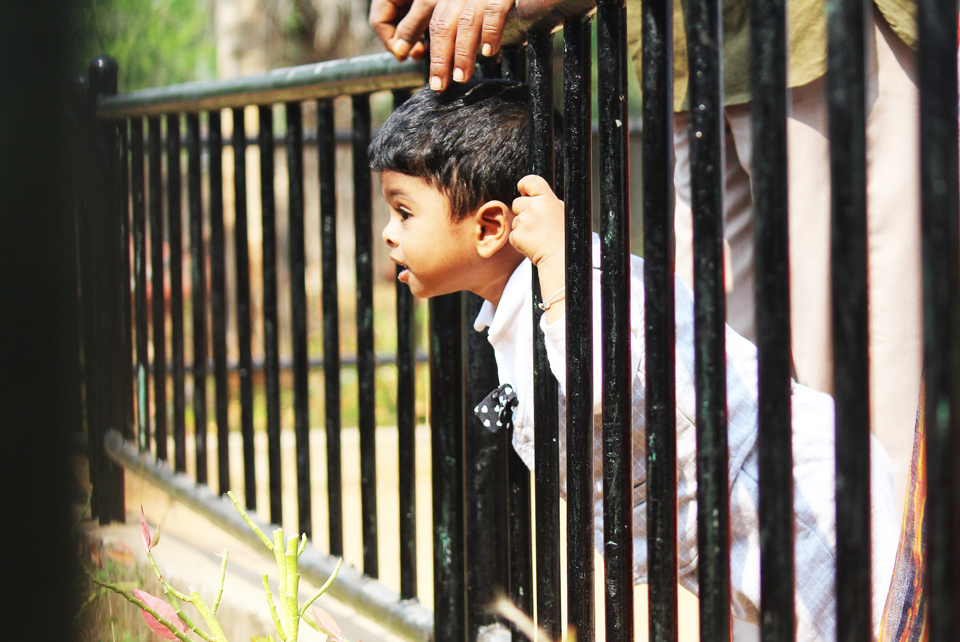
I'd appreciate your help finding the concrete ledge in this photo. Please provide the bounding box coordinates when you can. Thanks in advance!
[100,430,433,642]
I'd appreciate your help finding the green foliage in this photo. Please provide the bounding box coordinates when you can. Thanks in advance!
[73,0,216,91]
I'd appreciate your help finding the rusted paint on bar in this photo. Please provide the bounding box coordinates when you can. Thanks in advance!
[528,30,563,642]
[597,0,634,639]
[641,0,678,635]
[563,14,596,642]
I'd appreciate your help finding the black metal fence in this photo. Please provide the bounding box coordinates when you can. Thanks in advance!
[74,0,960,641]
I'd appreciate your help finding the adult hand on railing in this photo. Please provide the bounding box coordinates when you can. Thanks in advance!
[369,0,516,91]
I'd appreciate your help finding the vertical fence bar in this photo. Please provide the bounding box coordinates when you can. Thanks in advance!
[501,46,527,81]
[750,0,794,635]
[286,100,312,537]
[167,113,187,474]
[563,15,595,642]
[119,124,135,445]
[187,112,208,485]
[464,290,510,638]
[317,98,343,556]
[641,0,678,634]
[431,293,466,642]
[826,0,871,637]
[233,106,257,509]
[685,0,731,631]
[391,88,418,600]
[148,115,168,461]
[258,104,283,523]
[917,0,960,636]
[528,30,562,642]
[78,82,102,518]
[89,56,126,522]
[209,109,230,495]
[353,93,379,577]
[496,46,535,636]
[131,118,150,454]
[147,116,168,460]
[597,0,634,639]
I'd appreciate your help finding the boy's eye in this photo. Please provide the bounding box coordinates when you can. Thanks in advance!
[398,206,412,221]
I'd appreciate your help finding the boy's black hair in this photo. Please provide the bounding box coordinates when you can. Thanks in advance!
[369,78,532,221]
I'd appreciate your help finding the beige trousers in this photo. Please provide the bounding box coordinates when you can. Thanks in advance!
[673,6,922,513]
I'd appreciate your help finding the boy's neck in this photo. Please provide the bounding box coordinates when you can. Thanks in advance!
[473,250,525,308]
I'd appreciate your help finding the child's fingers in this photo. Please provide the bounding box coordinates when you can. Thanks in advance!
[511,195,531,214]
[517,174,552,197]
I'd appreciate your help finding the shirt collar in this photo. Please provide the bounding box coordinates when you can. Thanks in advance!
[473,259,531,342]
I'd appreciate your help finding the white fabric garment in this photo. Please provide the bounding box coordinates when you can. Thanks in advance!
[473,235,899,642]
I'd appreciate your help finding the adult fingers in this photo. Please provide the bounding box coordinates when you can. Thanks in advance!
[479,0,513,58]
[369,0,406,53]
[450,0,486,83]
[517,174,552,197]
[392,0,438,59]
[428,0,467,90]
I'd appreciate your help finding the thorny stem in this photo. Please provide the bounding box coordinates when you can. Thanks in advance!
[142,547,208,640]
[228,491,274,549]
[298,534,307,556]
[298,558,342,616]
[263,575,287,642]
[212,549,228,613]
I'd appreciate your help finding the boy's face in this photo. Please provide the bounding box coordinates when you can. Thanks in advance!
[380,170,479,299]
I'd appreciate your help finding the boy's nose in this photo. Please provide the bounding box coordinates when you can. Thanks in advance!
[382,218,398,248]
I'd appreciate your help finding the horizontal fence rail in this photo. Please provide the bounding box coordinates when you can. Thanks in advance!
[74,1,960,642]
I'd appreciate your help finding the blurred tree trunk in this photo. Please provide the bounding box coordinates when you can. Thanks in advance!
[215,0,378,78]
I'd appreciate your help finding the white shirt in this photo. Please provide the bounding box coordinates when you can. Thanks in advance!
[473,235,898,642]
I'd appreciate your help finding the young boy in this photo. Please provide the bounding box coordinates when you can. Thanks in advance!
[370,78,899,641]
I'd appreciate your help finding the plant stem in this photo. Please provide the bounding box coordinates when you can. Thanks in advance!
[212,549,228,612]
[228,491,274,549]
[263,574,287,642]
[298,558,342,616]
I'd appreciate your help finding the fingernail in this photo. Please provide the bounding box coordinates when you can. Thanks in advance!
[392,40,411,57]
[452,67,465,82]
[481,43,493,57]
[430,75,442,91]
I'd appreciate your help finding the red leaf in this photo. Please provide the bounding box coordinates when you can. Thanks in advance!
[140,508,152,551]
[132,589,188,639]
[304,605,344,642]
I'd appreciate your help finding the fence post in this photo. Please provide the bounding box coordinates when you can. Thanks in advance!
[431,293,467,642]
[464,292,512,641]
[83,55,126,524]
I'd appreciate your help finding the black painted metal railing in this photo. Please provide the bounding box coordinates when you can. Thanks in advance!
[74,0,960,641]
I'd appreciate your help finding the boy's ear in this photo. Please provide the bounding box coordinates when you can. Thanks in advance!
[473,200,512,258]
